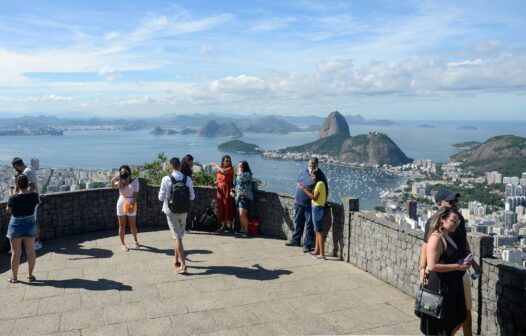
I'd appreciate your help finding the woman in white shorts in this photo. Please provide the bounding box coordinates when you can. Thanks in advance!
[112,165,140,251]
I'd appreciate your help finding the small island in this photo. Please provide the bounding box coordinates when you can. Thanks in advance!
[417,124,436,128]
[456,126,479,131]
[218,140,264,154]
[450,141,481,150]
[150,126,176,135]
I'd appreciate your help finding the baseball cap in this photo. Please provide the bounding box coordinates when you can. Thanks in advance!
[434,189,460,203]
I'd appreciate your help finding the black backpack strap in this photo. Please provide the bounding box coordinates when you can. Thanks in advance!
[169,174,176,185]
[182,174,187,185]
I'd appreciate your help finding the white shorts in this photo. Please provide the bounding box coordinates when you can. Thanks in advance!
[117,197,137,217]
[166,212,187,239]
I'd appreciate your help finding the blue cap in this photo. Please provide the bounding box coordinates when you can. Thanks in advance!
[434,189,460,203]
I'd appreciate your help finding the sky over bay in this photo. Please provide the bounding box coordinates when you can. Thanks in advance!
[0,0,525,120]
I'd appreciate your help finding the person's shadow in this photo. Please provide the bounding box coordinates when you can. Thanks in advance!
[136,246,213,262]
[24,278,132,291]
[190,263,292,280]
[53,244,113,260]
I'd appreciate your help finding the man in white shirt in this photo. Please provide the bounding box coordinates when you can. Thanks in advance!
[158,157,195,274]
[12,157,42,250]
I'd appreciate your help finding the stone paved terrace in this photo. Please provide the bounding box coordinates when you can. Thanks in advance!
[0,228,419,336]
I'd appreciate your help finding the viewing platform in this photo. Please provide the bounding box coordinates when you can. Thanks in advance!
[0,180,524,335]
[0,229,417,335]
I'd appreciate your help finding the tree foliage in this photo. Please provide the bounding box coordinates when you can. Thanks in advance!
[143,152,171,186]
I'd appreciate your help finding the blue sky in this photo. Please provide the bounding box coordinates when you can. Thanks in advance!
[0,0,525,120]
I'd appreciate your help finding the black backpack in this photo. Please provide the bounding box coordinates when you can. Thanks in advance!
[197,208,219,232]
[168,174,190,214]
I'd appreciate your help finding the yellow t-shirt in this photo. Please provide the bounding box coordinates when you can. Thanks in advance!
[312,181,326,207]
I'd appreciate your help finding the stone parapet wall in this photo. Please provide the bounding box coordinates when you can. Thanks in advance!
[347,211,423,296]
[478,258,526,336]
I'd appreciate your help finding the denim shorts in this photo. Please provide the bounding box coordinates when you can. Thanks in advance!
[236,197,252,210]
[312,206,326,232]
[7,215,37,239]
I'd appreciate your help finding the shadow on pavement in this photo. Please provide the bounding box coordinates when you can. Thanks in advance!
[189,263,292,280]
[25,278,132,291]
[136,245,213,261]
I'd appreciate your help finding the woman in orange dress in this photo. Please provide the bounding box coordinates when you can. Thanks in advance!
[211,155,234,231]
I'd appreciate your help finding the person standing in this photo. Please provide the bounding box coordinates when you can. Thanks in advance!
[420,207,469,335]
[158,157,195,274]
[211,155,234,231]
[299,168,327,259]
[11,157,41,250]
[418,190,483,336]
[6,174,40,283]
[234,160,253,238]
[286,157,328,253]
[180,154,194,179]
[111,165,140,252]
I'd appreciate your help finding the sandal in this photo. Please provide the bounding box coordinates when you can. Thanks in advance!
[121,245,129,252]
[27,276,36,282]
[134,242,141,248]
[176,266,187,274]
[7,277,18,283]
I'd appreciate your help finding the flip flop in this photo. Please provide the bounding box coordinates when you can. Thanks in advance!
[27,276,36,282]
[7,277,18,283]
[134,242,141,248]
[121,245,129,252]
[176,266,187,274]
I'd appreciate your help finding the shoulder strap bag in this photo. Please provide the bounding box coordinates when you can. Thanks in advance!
[414,233,446,319]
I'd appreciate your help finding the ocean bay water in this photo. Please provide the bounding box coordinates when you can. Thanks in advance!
[0,120,525,210]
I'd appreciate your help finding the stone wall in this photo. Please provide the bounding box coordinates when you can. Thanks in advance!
[347,213,526,335]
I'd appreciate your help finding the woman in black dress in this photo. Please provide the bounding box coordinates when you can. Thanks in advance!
[421,207,469,335]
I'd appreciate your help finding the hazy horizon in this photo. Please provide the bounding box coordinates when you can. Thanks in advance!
[1,1,525,120]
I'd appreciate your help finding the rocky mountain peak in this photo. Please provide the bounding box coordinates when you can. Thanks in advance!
[319,111,350,139]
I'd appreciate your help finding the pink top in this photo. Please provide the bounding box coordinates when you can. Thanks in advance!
[119,178,139,198]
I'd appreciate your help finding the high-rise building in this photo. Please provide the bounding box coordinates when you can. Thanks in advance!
[407,200,417,221]
[503,211,518,229]
[30,158,39,170]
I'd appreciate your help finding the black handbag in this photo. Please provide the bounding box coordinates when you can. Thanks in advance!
[414,284,444,319]
[415,233,449,319]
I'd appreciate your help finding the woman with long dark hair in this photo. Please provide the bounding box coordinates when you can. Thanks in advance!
[111,165,140,251]
[6,174,40,283]
[234,160,253,238]
[180,154,194,178]
[211,155,234,231]
[420,207,469,335]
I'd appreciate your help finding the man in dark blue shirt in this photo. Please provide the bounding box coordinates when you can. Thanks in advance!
[286,157,328,252]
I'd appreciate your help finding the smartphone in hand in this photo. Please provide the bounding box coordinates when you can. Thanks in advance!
[464,253,474,263]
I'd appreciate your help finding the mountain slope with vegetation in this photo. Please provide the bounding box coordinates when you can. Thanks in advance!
[450,135,526,175]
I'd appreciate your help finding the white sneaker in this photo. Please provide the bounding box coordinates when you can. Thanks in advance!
[34,241,43,250]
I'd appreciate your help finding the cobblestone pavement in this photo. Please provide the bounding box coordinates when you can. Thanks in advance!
[0,228,419,335]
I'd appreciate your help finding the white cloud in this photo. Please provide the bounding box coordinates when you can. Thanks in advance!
[104,31,120,41]
[200,43,212,54]
[250,17,297,31]
[120,95,155,105]
[43,94,73,102]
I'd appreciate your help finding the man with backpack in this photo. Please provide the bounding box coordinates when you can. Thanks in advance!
[158,157,195,274]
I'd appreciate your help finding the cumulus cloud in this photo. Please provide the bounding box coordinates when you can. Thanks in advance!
[180,50,526,104]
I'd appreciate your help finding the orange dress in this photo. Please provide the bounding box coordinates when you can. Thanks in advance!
[216,166,234,221]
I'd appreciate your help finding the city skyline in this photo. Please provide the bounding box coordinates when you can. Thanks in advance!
[1,0,526,120]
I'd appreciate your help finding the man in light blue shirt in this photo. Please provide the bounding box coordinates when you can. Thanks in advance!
[158,157,195,274]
